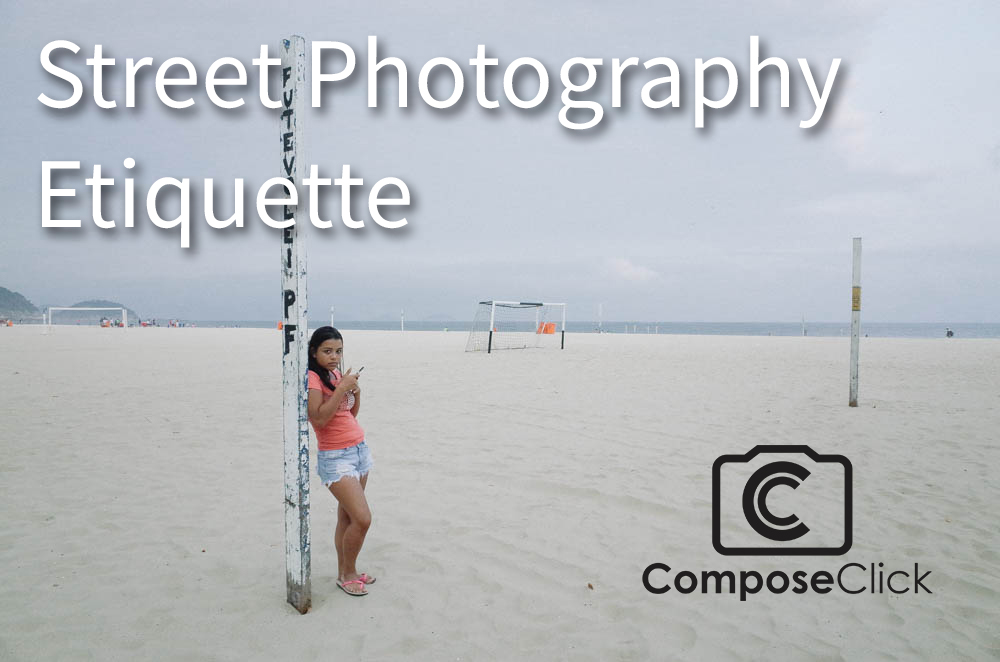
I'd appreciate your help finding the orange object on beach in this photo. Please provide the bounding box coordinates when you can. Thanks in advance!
[278,322,283,330]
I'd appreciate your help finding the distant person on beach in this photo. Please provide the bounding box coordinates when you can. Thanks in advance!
[306,326,375,597]
[946,328,954,338]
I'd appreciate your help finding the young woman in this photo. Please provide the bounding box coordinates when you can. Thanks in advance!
[307,326,375,597]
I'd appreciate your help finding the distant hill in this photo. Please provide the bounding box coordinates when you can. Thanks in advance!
[0,287,39,318]
[71,299,138,315]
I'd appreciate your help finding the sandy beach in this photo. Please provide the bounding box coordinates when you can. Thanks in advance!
[1,327,997,661]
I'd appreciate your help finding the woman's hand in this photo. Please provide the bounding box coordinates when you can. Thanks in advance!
[337,368,360,393]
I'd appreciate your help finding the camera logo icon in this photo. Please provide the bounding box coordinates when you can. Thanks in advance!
[713,445,852,555]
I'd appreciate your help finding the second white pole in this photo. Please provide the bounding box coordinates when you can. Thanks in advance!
[849,237,862,407]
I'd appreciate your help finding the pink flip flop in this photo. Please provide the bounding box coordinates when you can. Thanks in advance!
[336,578,368,597]
[359,573,376,585]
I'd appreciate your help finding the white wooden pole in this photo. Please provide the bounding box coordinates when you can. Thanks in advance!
[401,309,405,332]
[330,306,334,328]
[849,237,862,407]
[487,301,496,353]
[561,303,566,349]
[280,35,311,614]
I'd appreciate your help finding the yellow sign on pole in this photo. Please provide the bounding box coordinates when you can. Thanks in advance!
[849,238,862,407]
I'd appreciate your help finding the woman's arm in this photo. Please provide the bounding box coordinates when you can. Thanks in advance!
[308,370,358,428]
[307,370,359,428]
[350,386,361,418]
[308,385,348,428]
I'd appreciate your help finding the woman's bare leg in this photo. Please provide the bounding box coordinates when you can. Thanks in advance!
[328,475,372,592]
[334,503,350,579]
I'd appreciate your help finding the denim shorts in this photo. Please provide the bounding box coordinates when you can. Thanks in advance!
[317,441,374,486]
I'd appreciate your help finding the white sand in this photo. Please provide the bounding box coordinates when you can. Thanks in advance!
[1,327,998,661]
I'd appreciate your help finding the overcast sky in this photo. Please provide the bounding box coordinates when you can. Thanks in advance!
[2,0,997,322]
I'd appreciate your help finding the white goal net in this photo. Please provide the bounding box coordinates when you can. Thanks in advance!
[465,301,566,352]
[47,307,128,329]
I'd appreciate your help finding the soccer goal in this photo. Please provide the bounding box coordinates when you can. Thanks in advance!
[465,301,566,352]
[47,307,128,330]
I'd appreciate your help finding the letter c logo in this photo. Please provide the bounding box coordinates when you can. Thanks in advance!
[742,461,811,541]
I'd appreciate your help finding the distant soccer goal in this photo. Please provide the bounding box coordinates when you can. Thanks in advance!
[47,307,128,330]
[465,301,566,352]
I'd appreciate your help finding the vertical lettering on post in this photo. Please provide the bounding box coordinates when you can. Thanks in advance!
[280,36,311,615]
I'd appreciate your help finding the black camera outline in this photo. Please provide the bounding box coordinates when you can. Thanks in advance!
[712,445,853,556]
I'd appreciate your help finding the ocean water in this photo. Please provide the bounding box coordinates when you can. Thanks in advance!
[191,320,1000,339]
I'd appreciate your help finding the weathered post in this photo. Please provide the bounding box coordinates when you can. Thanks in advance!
[849,237,861,407]
[280,35,311,614]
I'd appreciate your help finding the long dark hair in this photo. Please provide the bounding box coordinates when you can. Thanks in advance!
[307,326,343,392]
